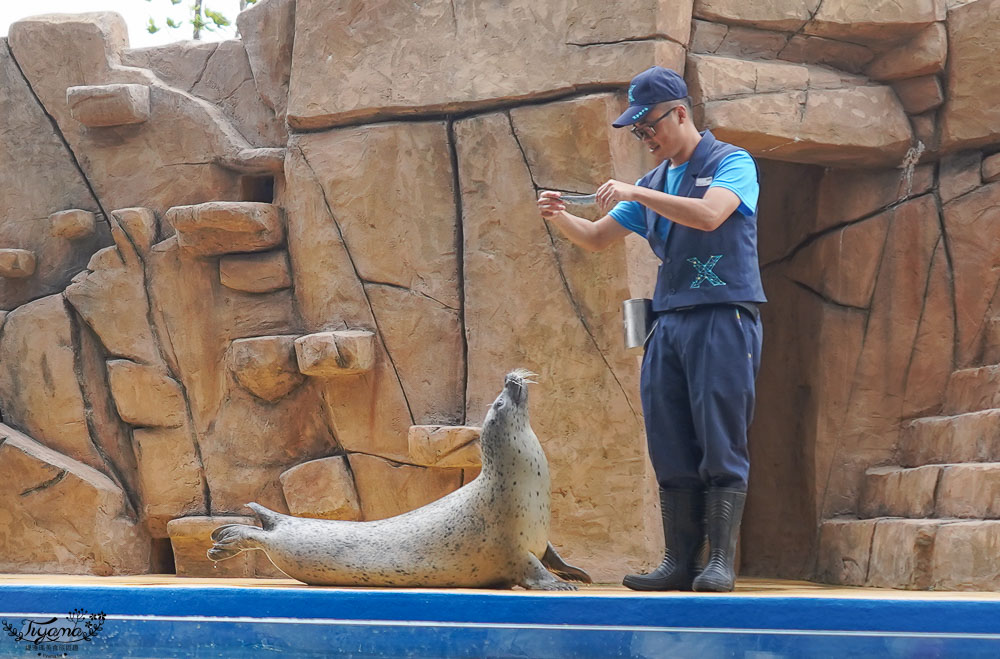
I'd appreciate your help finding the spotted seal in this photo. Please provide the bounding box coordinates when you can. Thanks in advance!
[207,370,591,590]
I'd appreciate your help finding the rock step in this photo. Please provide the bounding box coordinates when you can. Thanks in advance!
[860,463,1000,519]
[166,516,272,578]
[219,147,286,175]
[66,83,150,127]
[900,409,1000,466]
[0,249,36,278]
[294,330,375,377]
[983,317,1000,365]
[942,364,1000,415]
[817,517,1000,591]
[165,202,284,257]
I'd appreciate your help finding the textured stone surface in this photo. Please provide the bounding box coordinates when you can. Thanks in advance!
[66,83,150,127]
[188,40,285,148]
[133,427,206,537]
[859,466,940,519]
[0,295,100,470]
[293,123,459,308]
[167,202,284,257]
[901,410,1000,467]
[112,207,159,255]
[144,235,330,515]
[49,209,97,239]
[294,330,376,377]
[867,519,942,589]
[690,55,912,167]
[237,0,295,122]
[565,0,693,46]
[984,153,1000,183]
[167,516,258,577]
[0,425,150,575]
[944,366,1000,415]
[279,456,361,521]
[930,522,1000,590]
[120,40,218,91]
[228,335,304,402]
[348,453,463,522]
[785,213,888,308]
[777,35,873,74]
[867,22,947,81]
[818,196,943,518]
[409,426,483,468]
[943,181,1000,366]
[107,359,187,428]
[892,75,944,115]
[815,518,877,587]
[901,239,954,419]
[0,40,109,310]
[365,284,464,425]
[7,13,249,215]
[283,143,412,462]
[939,151,983,203]
[936,464,1000,519]
[693,0,817,32]
[0,249,36,278]
[804,0,944,46]
[219,251,292,293]
[64,240,161,365]
[286,0,684,129]
[941,0,1000,151]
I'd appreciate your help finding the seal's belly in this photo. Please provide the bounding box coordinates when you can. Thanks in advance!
[259,493,528,587]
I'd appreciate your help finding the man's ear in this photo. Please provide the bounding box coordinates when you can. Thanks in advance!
[675,104,690,125]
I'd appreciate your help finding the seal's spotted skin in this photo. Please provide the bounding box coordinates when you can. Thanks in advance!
[208,370,591,590]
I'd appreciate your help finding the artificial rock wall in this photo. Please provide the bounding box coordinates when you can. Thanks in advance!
[0,0,998,589]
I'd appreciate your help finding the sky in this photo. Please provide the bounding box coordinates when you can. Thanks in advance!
[0,0,250,49]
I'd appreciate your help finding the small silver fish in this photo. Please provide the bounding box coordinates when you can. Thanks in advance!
[558,193,597,205]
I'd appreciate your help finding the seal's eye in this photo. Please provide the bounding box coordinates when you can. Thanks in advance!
[494,398,505,410]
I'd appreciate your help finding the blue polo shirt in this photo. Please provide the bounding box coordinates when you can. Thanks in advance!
[608,151,758,239]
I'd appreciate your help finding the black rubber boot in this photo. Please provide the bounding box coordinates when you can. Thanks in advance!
[623,488,704,591]
[692,488,746,592]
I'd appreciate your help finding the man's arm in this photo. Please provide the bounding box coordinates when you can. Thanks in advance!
[595,180,741,232]
[537,192,632,252]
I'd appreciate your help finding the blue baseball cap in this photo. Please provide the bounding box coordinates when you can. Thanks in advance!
[612,66,689,127]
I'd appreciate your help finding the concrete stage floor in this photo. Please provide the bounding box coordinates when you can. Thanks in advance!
[1,574,998,657]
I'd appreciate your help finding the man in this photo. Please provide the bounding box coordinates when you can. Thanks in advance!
[537,66,764,593]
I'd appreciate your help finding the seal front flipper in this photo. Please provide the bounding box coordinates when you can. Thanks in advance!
[541,542,592,584]
[517,553,577,591]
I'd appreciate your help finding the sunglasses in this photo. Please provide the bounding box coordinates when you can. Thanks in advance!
[629,106,679,141]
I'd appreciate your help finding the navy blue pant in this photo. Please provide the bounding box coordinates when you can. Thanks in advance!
[640,305,763,491]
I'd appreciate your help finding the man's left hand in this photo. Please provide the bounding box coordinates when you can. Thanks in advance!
[596,179,639,213]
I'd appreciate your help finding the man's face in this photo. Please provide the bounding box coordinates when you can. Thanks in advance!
[631,103,682,159]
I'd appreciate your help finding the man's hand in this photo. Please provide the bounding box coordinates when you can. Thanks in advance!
[537,191,567,219]
[596,179,639,213]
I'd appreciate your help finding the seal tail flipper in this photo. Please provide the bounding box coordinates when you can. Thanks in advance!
[541,542,593,584]
[245,502,287,531]
[207,523,264,561]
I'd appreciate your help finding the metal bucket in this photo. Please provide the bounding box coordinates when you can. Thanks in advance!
[623,298,653,356]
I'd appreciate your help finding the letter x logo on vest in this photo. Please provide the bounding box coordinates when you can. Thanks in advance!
[687,255,726,288]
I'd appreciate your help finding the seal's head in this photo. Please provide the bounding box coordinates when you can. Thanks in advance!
[483,369,536,430]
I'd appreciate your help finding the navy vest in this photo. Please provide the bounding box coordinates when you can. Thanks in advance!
[640,130,767,312]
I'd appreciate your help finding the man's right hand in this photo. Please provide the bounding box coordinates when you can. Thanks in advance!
[537,191,567,219]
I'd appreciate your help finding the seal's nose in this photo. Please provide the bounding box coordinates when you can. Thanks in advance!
[504,374,524,405]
